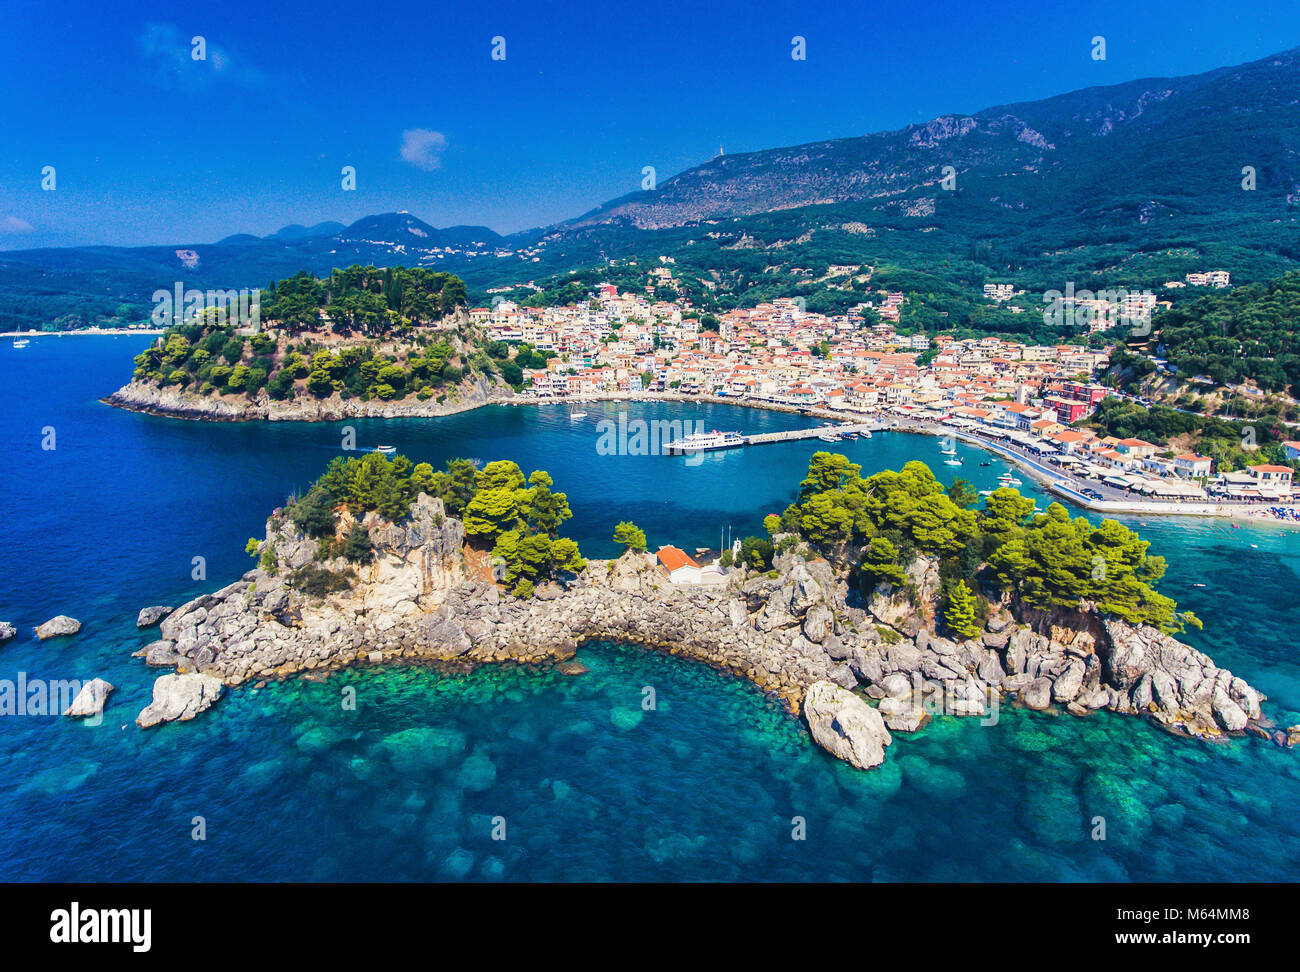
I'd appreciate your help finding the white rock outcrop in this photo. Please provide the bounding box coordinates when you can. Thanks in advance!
[35,616,81,639]
[803,681,893,769]
[63,678,114,718]
[137,673,225,728]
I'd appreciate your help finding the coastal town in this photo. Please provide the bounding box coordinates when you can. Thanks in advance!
[475,275,1300,517]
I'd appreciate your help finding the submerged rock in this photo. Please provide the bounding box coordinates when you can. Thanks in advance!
[0,622,15,644]
[136,673,224,728]
[63,678,114,718]
[35,616,81,640]
[803,680,892,770]
[878,695,925,732]
[136,605,175,628]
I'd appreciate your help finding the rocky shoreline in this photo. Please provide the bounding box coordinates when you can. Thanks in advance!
[102,373,512,423]
[129,493,1286,768]
[102,368,864,425]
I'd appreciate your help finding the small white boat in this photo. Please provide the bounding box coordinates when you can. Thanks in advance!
[998,473,1023,486]
[12,338,29,348]
[375,445,397,455]
[818,432,841,442]
[944,458,962,466]
[859,429,872,439]
[569,412,587,420]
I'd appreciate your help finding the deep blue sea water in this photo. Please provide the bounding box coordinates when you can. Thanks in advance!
[2,335,1299,881]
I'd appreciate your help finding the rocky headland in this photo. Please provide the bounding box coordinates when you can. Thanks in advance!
[104,372,510,423]
[130,493,1283,768]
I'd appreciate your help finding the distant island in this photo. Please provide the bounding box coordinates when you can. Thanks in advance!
[132,451,1286,769]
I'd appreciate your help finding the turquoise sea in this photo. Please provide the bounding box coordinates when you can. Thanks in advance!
[2,335,1299,881]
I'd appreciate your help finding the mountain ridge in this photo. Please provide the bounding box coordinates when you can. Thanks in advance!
[5,43,1300,329]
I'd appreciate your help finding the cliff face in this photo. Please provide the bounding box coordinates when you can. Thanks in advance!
[133,495,1282,767]
[104,373,510,422]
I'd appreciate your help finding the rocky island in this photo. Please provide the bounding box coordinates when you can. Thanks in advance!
[129,451,1282,768]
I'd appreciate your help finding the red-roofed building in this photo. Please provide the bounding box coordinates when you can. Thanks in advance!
[1172,453,1213,479]
[1248,465,1294,491]
[656,546,702,584]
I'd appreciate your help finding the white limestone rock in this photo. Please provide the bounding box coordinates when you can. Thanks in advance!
[803,680,893,770]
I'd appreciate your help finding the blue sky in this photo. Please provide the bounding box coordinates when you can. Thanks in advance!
[2,0,1298,249]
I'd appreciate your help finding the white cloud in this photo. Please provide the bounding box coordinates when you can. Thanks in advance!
[140,22,265,89]
[400,129,448,172]
[0,216,33,235]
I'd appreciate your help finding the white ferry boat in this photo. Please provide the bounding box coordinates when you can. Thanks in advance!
[664,430,745,453]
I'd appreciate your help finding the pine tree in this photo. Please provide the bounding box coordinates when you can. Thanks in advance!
[341,523,374,564]
[612,520,647,552]
[943,579,980,640]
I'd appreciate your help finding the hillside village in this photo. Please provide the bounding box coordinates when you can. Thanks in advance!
[476,275,1298,506]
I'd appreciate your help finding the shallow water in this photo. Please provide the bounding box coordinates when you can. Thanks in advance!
[1,336,1297,881]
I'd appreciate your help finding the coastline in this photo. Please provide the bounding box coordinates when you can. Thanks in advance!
[4,328,164,337]
[131,493,1284,767]
[103,381,1300,523]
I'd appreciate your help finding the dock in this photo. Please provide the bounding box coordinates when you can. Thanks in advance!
[744,422,883,445]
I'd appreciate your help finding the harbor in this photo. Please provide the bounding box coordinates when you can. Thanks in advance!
[664,421,881,453]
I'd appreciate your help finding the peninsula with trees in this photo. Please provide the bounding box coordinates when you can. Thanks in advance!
[104,266,537,421]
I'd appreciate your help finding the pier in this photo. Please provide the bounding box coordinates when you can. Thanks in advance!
[744,422,883,445]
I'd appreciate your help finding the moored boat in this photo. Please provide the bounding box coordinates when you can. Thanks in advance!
[663,430,745,453]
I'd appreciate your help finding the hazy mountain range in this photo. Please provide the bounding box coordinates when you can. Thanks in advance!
[5,45,1300,329]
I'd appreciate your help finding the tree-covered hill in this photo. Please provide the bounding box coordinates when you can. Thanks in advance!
[1145,270,1300,396]
[772,453,1198,637]
[127,265,539,405]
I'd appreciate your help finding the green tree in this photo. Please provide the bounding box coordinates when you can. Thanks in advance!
[290,486,337,539]
[942,579,981,639]
[858,537,906,593]
[612,521,647,552]
[739,536,774,571]
[341,523,374,564]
